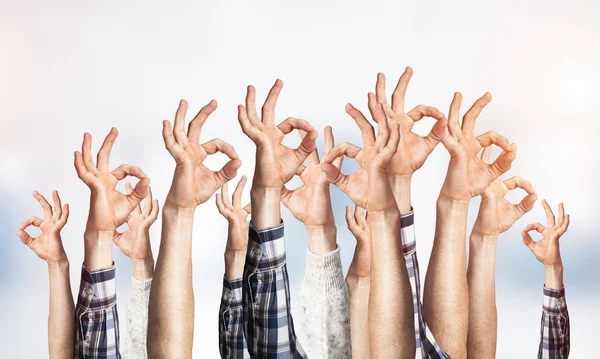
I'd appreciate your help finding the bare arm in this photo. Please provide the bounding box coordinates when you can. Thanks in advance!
[18,190,74,359]
[467,147,537,358]
[148,99,241,357]
[323,101,414,357]
[423,92,517,358]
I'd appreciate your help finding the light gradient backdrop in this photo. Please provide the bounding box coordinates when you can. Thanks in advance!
[1,0,599,357]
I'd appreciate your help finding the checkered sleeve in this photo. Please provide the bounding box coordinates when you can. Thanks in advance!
[219,277,250,359]
[401,210,450,359]
[538,286,570,359]
[242,221,307,358]
[74,264,121,359]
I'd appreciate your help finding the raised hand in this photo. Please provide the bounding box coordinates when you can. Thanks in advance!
[346,205,371,278]
[280,126,342,227]
[472,147,538,236]
[17,190,69,264]
[440,93,517,202]
[237,80,318,190]
[216,176,251,280]
[522,200,570,267]
[216,176,252,254]
[74,128,150,233]
[163,100,241,209]
[366,67,447,178]
[322,103,401,212]
[113,184,159,263]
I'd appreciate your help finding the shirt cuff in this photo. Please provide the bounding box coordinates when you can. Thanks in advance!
[543,285,568,315]
[303,247,346,295]
[400,209,416,254]
[77,263,117,312]
[221,277,243,308]
[246,221,286,271]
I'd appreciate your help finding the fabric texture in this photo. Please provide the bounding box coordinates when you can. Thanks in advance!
[242,221,307,358]
[297,246,352,358]
[219,277,250,359]
[538,286,570,359]
[402,210,451,359]
[74,264,121,359]
[125,277,152,359]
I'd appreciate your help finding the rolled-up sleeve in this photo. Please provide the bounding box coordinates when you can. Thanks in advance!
[219,277,249,358]
[538,286,570,359]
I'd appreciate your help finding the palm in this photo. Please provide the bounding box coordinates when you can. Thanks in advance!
[163,99,241,209]
[31,232,66,263]
[440,92,516,201]
[350,148,395,211]
[388,128,430,176]
[254,128,307,188]
[89,174,144,231]
[522,200,570,267]
[529,236,561,266]
[283,164,333,226]
[216,177,251,253]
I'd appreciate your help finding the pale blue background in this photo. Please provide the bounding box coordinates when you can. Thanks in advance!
[1,0,599,357]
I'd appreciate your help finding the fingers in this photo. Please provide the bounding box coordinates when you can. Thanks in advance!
[187,100,218,143]
[406,105,444,122]
[345,206,359,234]
[476,131,514,153]
[541,199,556,227]
[461,92,492,135]
[202,138,239,160]
[215,193,228,215]
[81,132,97,173]
[237,105,262,141]
[261,79,283,125]
[33,191,53,220]
[447,92,463,138]
[243,203,252,214]
[323,142,362,164]
[147,200,160,224]
[521,222,546,248]
[17,228,35,247]
[51,190,62,221]
[124,182,142,214]
[488,150,516,179]
[214,158,242,188]
[300,129,320,165]
[96,127,118,171]
[19,216,43,231]
[296,165,306,176]
[232,176,247,208]
[480,146,492,163]
[559,214,570,234]
[373,104,390,149]
[324,126,343,169]
[346,103,376,146]
[245,85,262,127]
[59,204,70,225]
[516,193,538,216]
[277,117,315,135]
[380,124,401,162]
[423,116,448,153]
[294,129,318,166]
[503,176,537,215]
[173,99,189,147]
[221,182,231,208]
[112,165,147,181]
[142,186,153,217]
[557,202,565,225]
[280,185,294,208]
[354,205,368,229]
[127,177,151,208]
[74,151,95,185]
[321,162,351,194]
[162,120,185,159]
[375,73,389,107]
[391,66,413,112]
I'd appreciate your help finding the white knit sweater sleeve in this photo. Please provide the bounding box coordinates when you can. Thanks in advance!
[297,247,352,358]
[125,277,152,359]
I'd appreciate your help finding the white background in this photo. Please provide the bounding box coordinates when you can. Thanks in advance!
[1,0,599,357]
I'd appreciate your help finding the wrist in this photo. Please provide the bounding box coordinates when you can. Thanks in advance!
[306,222,337,255]
[47,258,69,271]
[132,257,154,280]
[544,264,564,290]
[470,231,499,245]
[437,195,470,213]
[83,228,114,271]
[250,186,281,230]
[224,250,246,280]
[367,207,401,224]
[162,203,196,218]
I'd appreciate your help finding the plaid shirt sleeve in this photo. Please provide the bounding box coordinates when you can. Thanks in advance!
[219,277,250,359]
[538,286,570,359]
[242,221,307,358]
[401,210,451,359]
[74,264,121,359]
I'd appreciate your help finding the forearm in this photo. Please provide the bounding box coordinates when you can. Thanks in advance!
[147,205,195,358]
[132,257,154,281]
[306,222,337,256]
[250,186,281,230]
[544,265,564,290]
[423,197,470,357]
[47,260,74,359]
[467,232,498,358]
[389,175,412,214]
[224,250,245,281]
[346,275,371,359]
[368,210,414,356]
[83,228,113,271]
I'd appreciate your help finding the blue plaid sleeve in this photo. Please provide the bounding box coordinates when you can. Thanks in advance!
[219,277,250,359]
[242,221,307,358]
[74,264,121,359]
[538,286,570,359]
[402,210,451,359]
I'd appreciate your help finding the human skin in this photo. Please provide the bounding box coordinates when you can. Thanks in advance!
[467,146,538,358]
[147,99,241,358]
[280,126,342,255]
[322,101,414,357]
[215,176,251,280]
[423,91,517,358]
[522,200,570,290]
[345,205,372,359]
[17,190,74,359]
[113,183,160,280]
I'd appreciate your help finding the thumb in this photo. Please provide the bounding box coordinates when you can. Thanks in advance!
[128,178,151,208]
[294,130,318,165]
[280,186,293,209]
[489,149,516,179]
[322,163,350,194]
[215,158,242,187]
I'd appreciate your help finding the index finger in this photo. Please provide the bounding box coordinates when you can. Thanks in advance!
[96,127,118,171]
[33,191,53,220]
[391,66,413,112]
[461,92,492,135]
[541,199,556,227]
